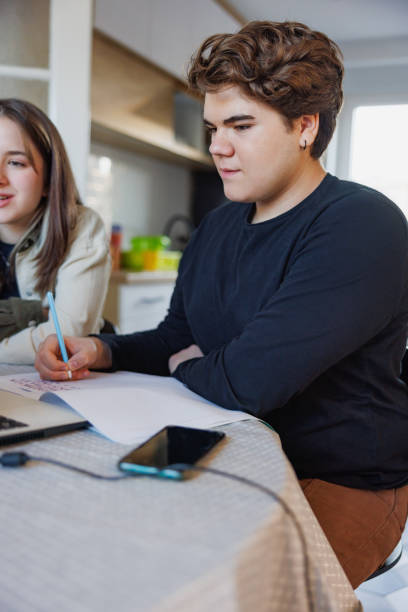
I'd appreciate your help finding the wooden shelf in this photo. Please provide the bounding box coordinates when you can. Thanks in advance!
[91,121,213,169]
[91,30,213,169]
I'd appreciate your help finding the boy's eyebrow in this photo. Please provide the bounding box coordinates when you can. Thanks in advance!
[203,114,256,126]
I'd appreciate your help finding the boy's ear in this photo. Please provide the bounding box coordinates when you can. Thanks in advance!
[297,113,319,149]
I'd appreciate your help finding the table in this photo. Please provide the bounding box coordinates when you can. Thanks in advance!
[0,365,362,612]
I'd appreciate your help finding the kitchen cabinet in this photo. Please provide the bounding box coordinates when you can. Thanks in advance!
[0,0,92,195]
[103,271,177,333]
[94,0,239,82]
[91,30,213,169]
[91,0,241,169]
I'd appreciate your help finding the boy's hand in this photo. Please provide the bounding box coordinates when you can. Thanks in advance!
[169,344,204,374]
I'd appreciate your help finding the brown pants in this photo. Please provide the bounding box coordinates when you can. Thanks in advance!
[299,478,408,589]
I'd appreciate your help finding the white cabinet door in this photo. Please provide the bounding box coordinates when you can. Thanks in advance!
[94,0,238,81]
[104,282,175,334]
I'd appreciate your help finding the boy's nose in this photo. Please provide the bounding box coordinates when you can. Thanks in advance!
[209,131,234,157]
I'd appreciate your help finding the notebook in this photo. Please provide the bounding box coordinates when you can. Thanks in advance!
[0,389,88,445]
[0,371,254,445]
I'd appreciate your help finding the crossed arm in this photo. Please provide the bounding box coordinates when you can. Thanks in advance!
[36,194,408,427]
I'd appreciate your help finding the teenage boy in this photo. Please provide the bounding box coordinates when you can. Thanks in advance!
[35,21,408,588]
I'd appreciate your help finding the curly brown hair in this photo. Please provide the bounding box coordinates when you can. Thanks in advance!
[187,21,344,159]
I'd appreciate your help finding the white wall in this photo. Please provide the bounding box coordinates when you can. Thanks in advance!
[94,0,239,81]
[328,36,408,179]
[87,142,192,248]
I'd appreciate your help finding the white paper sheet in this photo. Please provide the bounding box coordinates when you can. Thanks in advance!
[0,371,254,443]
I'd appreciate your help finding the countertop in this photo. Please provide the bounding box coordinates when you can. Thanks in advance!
[110,269,178,284]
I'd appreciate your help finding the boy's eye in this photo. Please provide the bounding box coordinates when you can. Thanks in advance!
[235,124,251,131]
[205,126,216,134]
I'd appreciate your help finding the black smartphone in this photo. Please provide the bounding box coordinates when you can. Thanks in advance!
[118,425,225,480]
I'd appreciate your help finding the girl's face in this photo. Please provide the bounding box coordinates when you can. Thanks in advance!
[0,116,46,244]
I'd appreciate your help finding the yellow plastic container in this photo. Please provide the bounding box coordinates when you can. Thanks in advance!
[156,250,182,271]
[142,250,160,271]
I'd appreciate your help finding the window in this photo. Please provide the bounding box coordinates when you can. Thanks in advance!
[349,104,408,217]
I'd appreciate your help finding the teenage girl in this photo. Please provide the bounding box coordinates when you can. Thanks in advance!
[0,98,111,363]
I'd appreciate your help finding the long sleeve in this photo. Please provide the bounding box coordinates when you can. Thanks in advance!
[0,298,46,341]
[0,207,111,364]
[173,191,408,420]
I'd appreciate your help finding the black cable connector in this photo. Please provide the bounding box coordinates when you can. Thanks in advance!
[0,451,30,467]
[0,451,128,480]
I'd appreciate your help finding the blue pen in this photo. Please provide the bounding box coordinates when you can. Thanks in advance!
[47,291,72,379]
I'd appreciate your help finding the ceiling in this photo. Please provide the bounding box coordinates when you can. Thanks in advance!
[225,0,408,43]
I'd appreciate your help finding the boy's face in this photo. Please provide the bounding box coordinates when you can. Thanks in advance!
[204,86,309,209]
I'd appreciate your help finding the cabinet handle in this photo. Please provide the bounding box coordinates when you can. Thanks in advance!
[134,296,165,305]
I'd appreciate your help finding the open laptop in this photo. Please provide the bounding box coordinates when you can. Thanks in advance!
[0,389,88,445]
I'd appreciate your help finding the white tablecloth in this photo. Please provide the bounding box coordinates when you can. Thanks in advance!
[0,365,361,611]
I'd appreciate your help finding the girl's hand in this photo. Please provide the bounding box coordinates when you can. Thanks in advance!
[35,334,111,381]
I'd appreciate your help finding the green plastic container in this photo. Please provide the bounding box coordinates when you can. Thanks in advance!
[130,235,171,252]
[120,250,143,271]
[121,235,173,271]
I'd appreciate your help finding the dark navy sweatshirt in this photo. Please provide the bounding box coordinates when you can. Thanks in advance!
[102,174,408,490]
